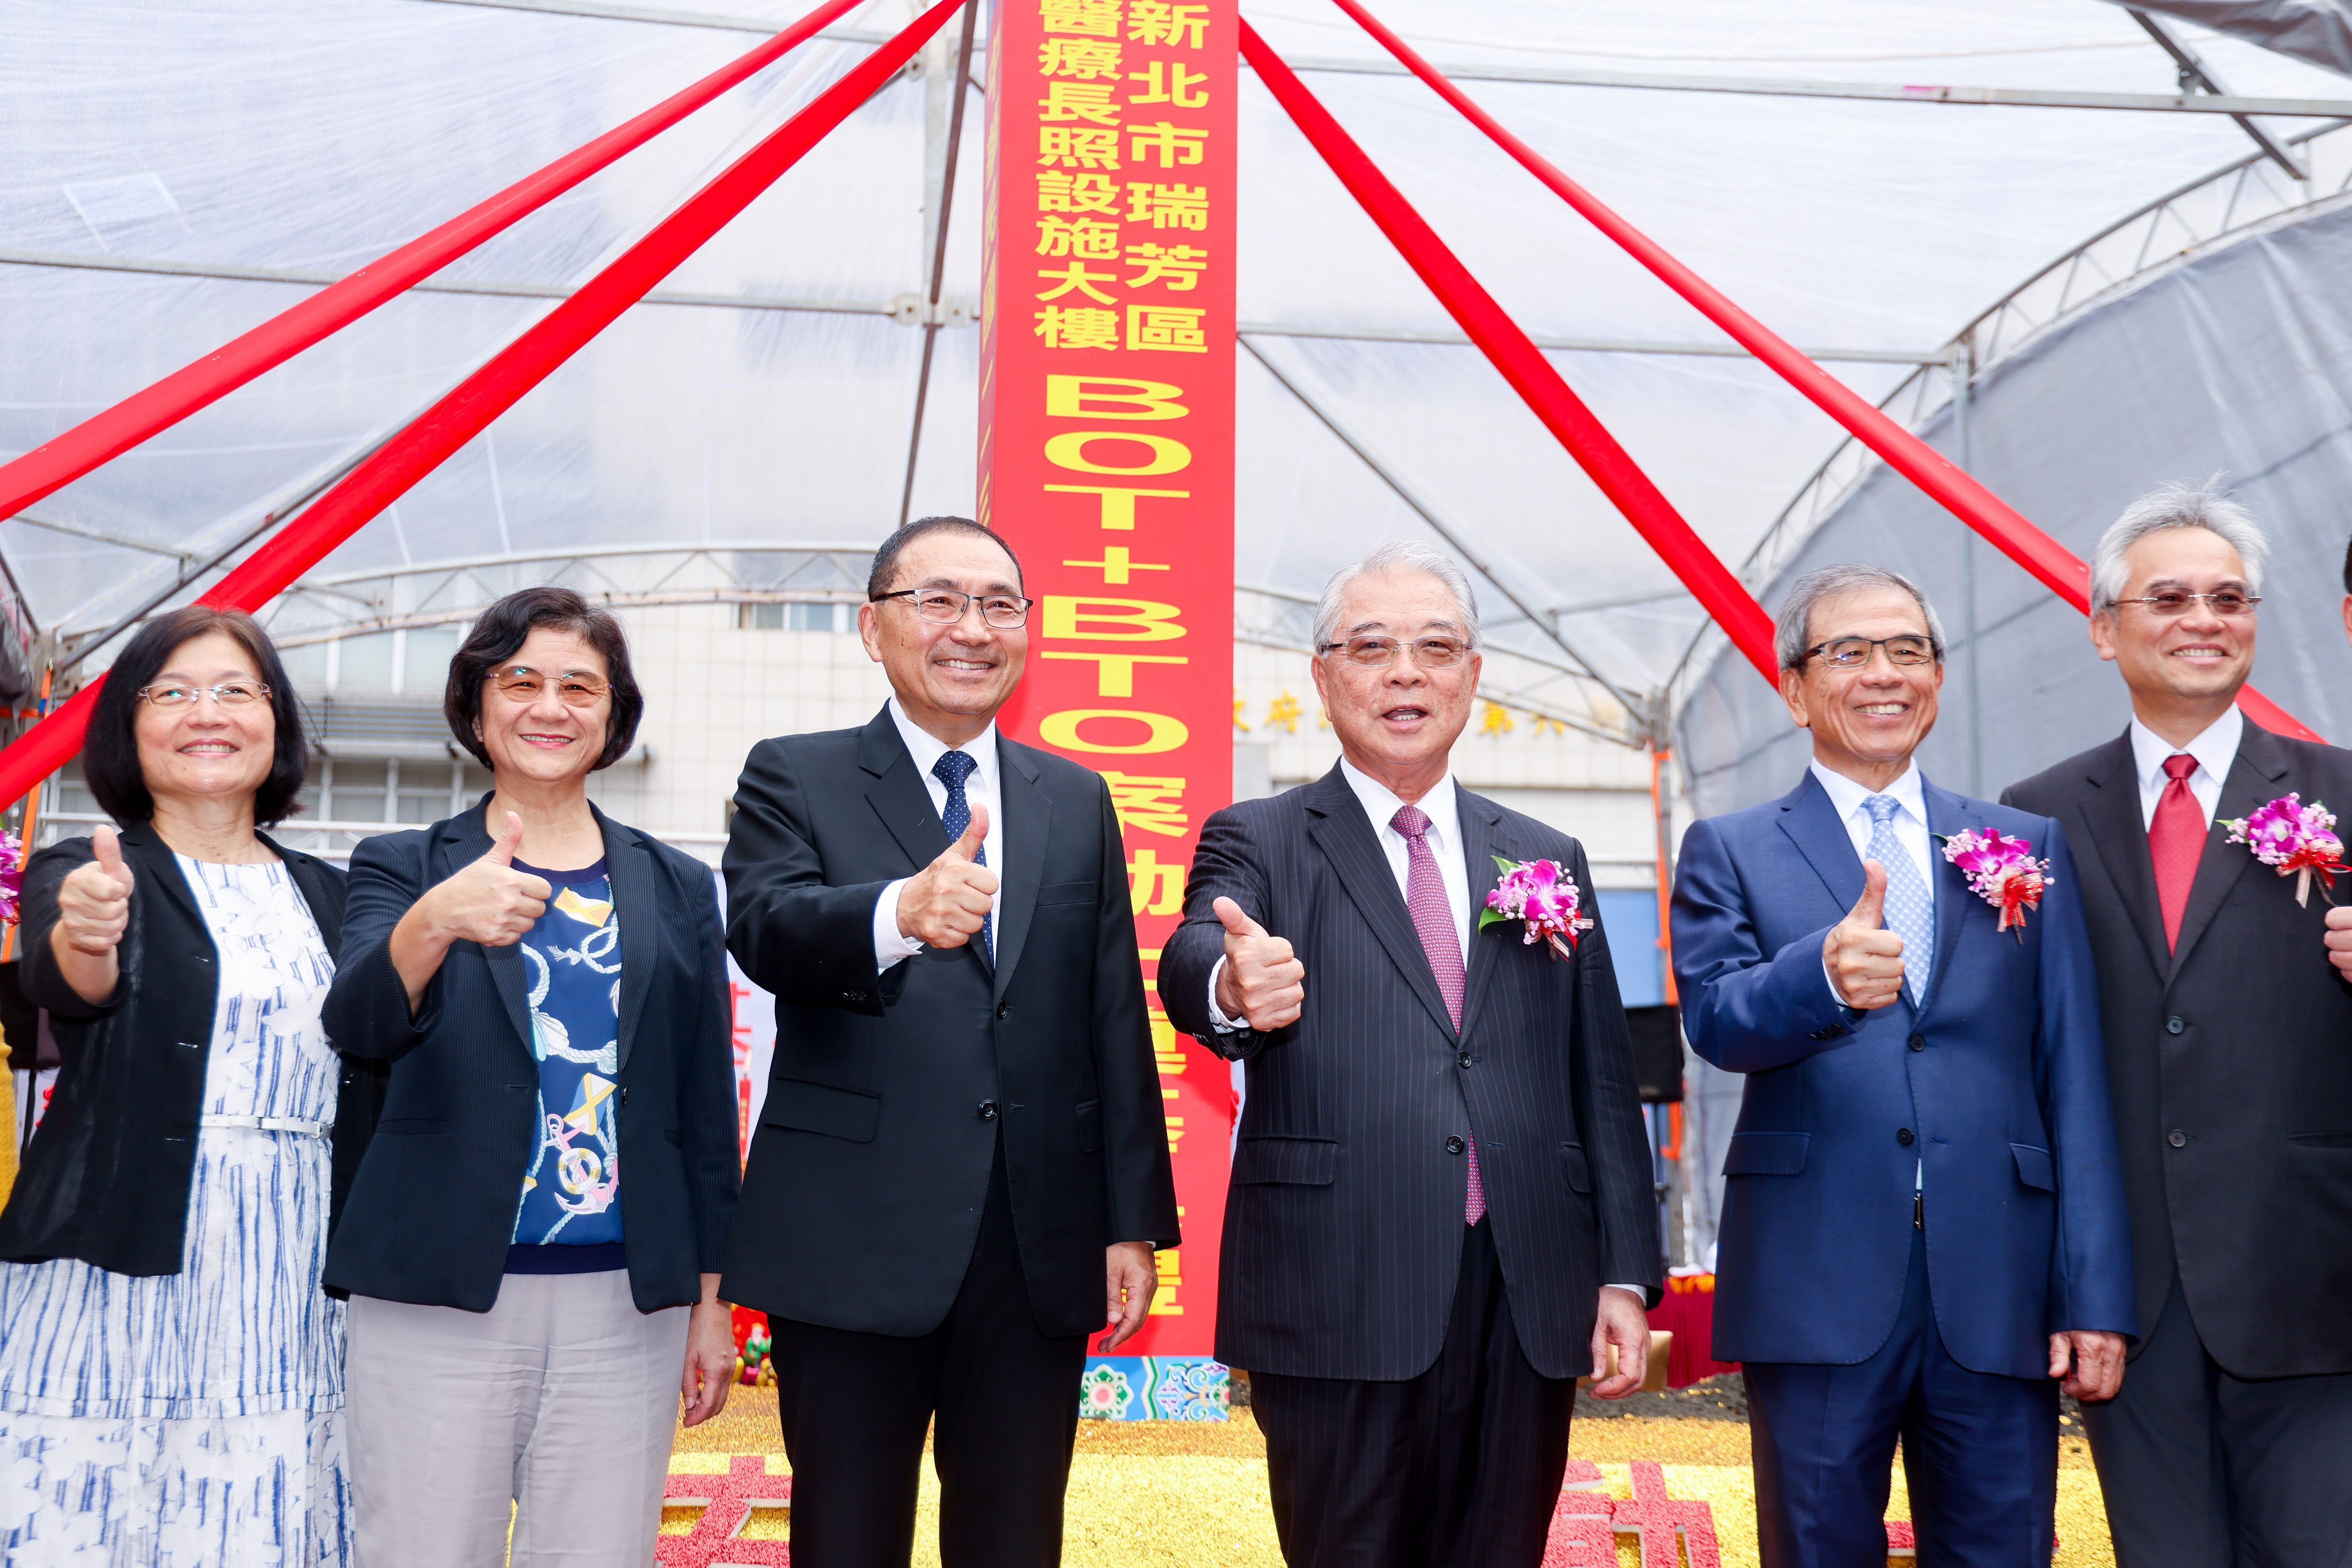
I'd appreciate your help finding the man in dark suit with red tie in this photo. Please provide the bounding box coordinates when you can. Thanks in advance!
[2006,481,2352,1564]
[1161,540,1660,1567]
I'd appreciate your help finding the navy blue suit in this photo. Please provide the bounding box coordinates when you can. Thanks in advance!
[1673,770,2134,1565]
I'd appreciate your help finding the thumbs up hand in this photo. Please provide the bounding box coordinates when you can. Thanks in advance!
[895,803,999,949]
[1824,860,1906,1011]
[420,811,552,949]
[56,824,136,955]
[1212,896,1305,1031]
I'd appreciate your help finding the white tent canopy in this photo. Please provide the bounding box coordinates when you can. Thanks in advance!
[5,0,2350,744]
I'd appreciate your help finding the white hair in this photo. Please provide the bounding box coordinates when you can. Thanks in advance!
[1312,540,1481,651]
[1773,563,1945,671]
[2091,478,2269,612]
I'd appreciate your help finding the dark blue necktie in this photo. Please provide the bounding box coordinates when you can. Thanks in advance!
[932,749,990,962]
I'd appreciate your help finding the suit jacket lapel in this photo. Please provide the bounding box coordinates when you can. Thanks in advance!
[119,820,202,934]
[598,807,656,1074]
[1455,788,1506,1044]
[1302,767,1457,1039]
[1914,782,1973,1020]
[444,802,533,1059]
[2168,725,2287,979]
[2064,733,2171,981]
[989,741,1049,1000]
[856,706,950,874]
[1774,772,1866,915]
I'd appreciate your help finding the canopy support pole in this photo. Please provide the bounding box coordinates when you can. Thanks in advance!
[0,0,968,810]
[1327,0,2322,741]
[0,0,868,531]
[1239,20,1780,684]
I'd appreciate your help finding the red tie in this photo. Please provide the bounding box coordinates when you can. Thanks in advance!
[2149,753,2204,952]
[1392,805,1484,1225]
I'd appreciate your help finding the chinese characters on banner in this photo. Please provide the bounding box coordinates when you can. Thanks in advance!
[980,0,1235,1360]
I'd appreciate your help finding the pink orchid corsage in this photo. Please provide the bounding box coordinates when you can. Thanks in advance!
[1479,855,1592,961]
[1935,828,2051,943]
[0,828,21,926]
[2222,792,2345,908]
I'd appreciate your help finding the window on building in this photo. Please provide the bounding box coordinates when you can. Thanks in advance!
[738,602,846,632]
[321,760,389,823]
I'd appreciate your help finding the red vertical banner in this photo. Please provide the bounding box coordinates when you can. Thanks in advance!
[981,0,1236,1361]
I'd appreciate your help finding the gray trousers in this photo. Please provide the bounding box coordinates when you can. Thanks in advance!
[2084,1275,2352,1568]
[345,1269,688,1568]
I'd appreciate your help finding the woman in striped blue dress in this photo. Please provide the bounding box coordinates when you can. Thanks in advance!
[0,606,370,1566]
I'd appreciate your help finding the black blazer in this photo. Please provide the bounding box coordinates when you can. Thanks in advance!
[1160,767,1662,1382]
[2005,724,2352,1377]
[0,822,376,1277]
[719,706,1179,1339]
[321,799,739,1314]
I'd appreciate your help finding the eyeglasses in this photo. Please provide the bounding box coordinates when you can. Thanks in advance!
[871,589,1034,628]
[1317,635,1473,669]
[1803,635,1939,669]
[2110,590,2260,617]
[137,682,270,708]
[489,664,610,705]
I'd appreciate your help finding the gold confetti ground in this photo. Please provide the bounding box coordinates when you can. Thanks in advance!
[668,1391,2120,1567]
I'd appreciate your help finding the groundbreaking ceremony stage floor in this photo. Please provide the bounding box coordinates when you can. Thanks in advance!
[659,1383,2118,1567]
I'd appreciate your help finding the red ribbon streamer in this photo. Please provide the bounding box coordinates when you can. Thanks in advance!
[0,0,865,530]
[1237,21,1780,683]
[1328,0,2321,742]
[0,0,966,811]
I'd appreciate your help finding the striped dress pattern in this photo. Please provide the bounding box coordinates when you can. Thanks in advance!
[0,855,352,1565]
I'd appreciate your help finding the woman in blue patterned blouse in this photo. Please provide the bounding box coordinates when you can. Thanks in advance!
[323,587,740,1567]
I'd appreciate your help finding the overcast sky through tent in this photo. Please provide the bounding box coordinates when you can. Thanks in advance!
[5,0,2350,739]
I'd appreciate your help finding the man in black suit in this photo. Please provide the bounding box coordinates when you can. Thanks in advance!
[1162,540,1660,1567]
[2005,481,2352,1565]
[721,516,1179,1568]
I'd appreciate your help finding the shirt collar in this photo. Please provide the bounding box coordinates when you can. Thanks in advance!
[2127,704,2242,793]
[888,695,998,789]
[1339,756,1458,842]
[1809,757,1926,828]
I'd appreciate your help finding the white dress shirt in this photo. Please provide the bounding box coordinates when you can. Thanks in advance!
[1812,759,1933,1191]
[1810,758,1935,895]
[871,696,1005,971]
[1207,759,1467,1028]
[2127,705,2242,831]
[1811,758,1935,1014]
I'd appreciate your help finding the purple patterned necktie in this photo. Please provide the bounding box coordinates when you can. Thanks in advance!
[1392,804,1484,1225]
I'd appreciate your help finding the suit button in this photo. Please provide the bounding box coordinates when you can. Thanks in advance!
[1457,1053,1473,1070]
[978,1101,999,1121]
[1897,1127,1916,1146]
[619,1086,629,1105]
[2167,1016,2187,1035]
[1445,1135,1467,1155]
[2168,1129,2188,1148]
[1908,1033,1926,1052]
[842,990,860,1002]
[996,1002,1011,1020]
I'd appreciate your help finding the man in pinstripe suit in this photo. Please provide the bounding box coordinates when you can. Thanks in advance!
[1163,541,1661,1567]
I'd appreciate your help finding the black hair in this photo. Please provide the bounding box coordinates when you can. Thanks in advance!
[2343,532,2352,596]
[83,606,310,826]
[443,586,644,771]
[865,516,1023,599]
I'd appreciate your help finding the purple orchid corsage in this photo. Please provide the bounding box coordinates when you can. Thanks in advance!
[1480,855,1592,961]
[2223,792,2346,907]
[1935,827,2051,943]
[0,828,21,926]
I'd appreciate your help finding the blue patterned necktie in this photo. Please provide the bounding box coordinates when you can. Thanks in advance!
[1864,793,1932,1005]
[933,749,991,963]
